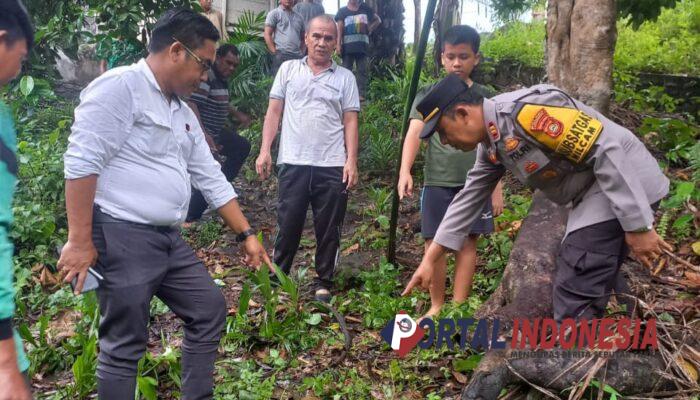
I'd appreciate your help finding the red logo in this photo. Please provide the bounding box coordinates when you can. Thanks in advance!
[504,137,520,152]
[488,122,500,141]
[488,149,499,164]
[524,160,539,173]
[531,108,563,138]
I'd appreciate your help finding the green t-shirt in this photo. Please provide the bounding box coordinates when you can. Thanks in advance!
[0,101,29,373]
[409,81,496,187]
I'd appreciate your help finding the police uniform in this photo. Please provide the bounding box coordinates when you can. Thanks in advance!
[416,75,669,321]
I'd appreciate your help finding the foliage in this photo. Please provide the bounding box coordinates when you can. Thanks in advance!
[615,0,699,75]
[638,116,699,165]
[480,21,545,68]
[226,11,272,116]
[2,79,71,277]
[24,0,198,76]
[488,0,545,23]
[613,71,681,113]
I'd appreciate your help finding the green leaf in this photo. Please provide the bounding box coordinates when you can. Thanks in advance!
[19,76,34,97]
[238,283,251,317]
[453,354,482,372]
[137,376,158,400]
[305,313,322,326]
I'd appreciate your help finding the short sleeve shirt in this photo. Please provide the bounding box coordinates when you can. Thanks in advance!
[335,4,375,55]
[269,58,360,167]
[265,7,305,56]
[410,81,496,187]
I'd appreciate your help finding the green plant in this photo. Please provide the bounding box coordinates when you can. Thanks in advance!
[638,116,699,165]
[214,359,275,400]
[366,186,392,229]
[480,21,545,68]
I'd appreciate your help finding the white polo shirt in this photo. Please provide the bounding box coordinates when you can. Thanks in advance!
[64,59,237,226]
[270,57,360,167]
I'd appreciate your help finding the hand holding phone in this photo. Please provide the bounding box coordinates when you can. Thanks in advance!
[56,242,101,294]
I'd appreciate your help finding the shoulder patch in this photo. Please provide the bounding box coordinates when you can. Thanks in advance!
[515,104,602,163]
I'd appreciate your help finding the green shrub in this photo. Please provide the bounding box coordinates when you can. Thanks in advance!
[615,0,700,74]
[480,21,545,68]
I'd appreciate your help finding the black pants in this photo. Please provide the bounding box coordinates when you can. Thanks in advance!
[342,53,368,98]
[92,208,226,400]
[552,202,658,322]
[273,164,348,289]
[187,130,250,222]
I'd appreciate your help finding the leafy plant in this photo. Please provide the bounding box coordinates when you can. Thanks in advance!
[638,116,699,165]
[480,21,545,69]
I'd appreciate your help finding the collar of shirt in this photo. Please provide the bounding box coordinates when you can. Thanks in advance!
[482,97,499,145]
[136,59,183,110]
[301,56,337,74]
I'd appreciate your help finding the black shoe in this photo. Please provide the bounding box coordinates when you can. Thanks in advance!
[314,288,332,303]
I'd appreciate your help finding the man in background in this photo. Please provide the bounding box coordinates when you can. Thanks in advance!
[0,1,33,398]
[293,0,325,26]
[265,0,305,75]
[186,43,253,222]
[335,0,381,101]
[199,0,228,42]
[256,15,359,302]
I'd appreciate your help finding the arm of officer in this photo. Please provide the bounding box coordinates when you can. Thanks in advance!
[61,75,135,294]
[433,145,505,251]
[582,107,672,266]
[403,145,504,295]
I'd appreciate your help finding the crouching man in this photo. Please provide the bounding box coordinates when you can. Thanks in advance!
[403,75,671,322]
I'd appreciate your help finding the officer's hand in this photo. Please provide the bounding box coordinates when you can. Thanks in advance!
[397,172,413,200]
[401,259,435,296]
[625,229,673,269]
[255,151,273,180]
[491,190,504,217]
[58,239,97,295]
[0,361,31,400]
[242,235,274,272]
[343,159,358,190]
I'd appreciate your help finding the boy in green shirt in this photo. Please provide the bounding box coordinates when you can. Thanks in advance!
[398,25,503,319]
[0,0,33,397]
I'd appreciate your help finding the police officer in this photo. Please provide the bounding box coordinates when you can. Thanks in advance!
[401,74,672,322]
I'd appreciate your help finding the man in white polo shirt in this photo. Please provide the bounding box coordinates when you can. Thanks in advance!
[60,9,269,400]
[256,15,359,302]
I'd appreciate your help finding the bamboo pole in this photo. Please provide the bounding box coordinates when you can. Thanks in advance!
[387,0,438,263]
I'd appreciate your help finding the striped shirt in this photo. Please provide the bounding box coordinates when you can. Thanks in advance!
[188,69,229,137]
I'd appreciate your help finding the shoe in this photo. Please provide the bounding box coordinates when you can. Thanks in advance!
[314,288,332,303]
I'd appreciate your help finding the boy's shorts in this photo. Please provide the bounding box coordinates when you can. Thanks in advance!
[420,185,494,240]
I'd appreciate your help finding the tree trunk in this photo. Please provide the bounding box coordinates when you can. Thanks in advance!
[432,0,460,74]
[413,0,421,51]
[460,192,677,399]
[546,0,617,113]
[367,0,405,65]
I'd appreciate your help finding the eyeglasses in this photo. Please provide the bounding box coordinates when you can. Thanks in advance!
[173,37,212,72]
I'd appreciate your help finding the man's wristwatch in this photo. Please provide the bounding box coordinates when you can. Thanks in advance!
[236,228,256,243]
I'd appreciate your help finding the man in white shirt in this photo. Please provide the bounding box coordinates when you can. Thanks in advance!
[59,9,269,399]
[256,15,359,303]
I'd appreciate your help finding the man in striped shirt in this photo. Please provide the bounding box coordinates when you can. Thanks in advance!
[186,44,252,221]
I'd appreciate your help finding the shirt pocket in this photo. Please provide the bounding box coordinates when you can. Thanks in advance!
[135,111,172,157]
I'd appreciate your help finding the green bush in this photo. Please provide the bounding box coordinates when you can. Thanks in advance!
[615,0,700,74]
[480,21,545,68]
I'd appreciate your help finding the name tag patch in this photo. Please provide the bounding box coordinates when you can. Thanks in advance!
[516,104,603,163]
